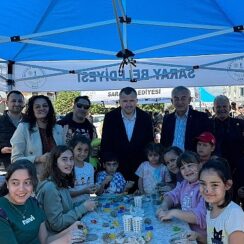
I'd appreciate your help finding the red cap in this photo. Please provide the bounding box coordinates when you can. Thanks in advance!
[196,132,216,145]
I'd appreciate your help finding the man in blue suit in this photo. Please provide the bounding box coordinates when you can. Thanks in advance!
[161,86,212,151]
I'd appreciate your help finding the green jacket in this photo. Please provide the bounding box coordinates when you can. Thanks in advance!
[36,179,87,233]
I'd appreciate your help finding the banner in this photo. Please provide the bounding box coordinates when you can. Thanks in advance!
[81,88,172,101]
[10,53,244,92]
[80,88,178,104]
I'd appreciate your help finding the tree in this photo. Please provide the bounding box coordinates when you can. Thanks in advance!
[138,103,164,113]
[90,104,108,114]
[54,91,79,115]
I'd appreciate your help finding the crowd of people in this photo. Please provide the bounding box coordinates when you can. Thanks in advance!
[0,86,244,243]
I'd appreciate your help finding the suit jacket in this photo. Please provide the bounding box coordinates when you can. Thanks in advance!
[0,111,19,168]
[10,122,64,176]
[161,108,212,151]
[100,107,154,181]
[213,117,244,169]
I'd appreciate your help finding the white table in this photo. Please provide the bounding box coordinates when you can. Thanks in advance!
[81,194,197,243]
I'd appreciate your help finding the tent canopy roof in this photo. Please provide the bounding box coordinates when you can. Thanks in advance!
[0,0,243,92]
[0,0,243,62]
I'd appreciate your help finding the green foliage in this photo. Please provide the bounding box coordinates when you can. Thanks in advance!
[54,91,79,115]
[138,103,164,113]
[54,91,167,116]
[90,104,108,114]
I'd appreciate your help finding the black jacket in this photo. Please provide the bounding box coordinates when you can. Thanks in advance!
[161,107,212,151]
[100,107,154,181]
[0,111,18,168]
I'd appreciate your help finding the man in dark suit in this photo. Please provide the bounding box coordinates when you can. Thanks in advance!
[100,87,154,183]
[161,86,212,151]
[212,95,244,199]
[0,90,25,170]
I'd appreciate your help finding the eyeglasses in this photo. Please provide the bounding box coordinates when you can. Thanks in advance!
[106,163,118,167]
[76,103,90,110]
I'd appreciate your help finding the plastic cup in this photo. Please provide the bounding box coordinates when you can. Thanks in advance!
[134,196,143,208]
[132,216,143,233]
[122,214,133,232]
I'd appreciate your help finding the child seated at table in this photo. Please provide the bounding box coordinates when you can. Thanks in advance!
[156,151,206,237]
[187,159,244,244]
[135,142,172,195]
[162,146,184,186]
[96,152,134,194]
[37,145,96,234]
[69,135,96,202]
[196,132,216,166]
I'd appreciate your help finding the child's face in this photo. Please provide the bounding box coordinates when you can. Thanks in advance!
[180,162,199,183]
[6,169,33,205]
[199,169,232,206]
[104,161,118,175]
[197,141,215,158]
[147,151,160,165]
[57,150,74,175]
[73,142,89,163]
[163,151,179,174]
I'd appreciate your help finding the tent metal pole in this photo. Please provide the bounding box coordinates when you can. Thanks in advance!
[21,20,116,40]
[138,60,244,73]
[0,20,116,44]
[133,20,228,30]
[135,28,233,54]
[118,0,127,22]
[0,35,10,44]
[14,62,123,82]
[7,61,14,92]
[112,0,126,52]
[20,39,116,56]
[0,75,7,81]
[121,0,128,49]
[16,61,120,73]
[200,55,244,67]
[196,66,244,73]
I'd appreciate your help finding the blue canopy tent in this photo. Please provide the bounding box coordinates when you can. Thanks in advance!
[0,0,243,92]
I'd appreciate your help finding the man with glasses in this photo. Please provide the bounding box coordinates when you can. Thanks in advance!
[161,86,212,151]
[58,96,96,144]
[0,90,25,169]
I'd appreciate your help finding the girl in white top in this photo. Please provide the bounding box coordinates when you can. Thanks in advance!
[188,158,244,244]
[69,135,96,202]
[135,142,171,194]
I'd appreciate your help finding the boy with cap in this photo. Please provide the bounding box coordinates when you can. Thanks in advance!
[196,132,216,166]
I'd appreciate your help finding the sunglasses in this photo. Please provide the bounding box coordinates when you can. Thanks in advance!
[76,103,90,110]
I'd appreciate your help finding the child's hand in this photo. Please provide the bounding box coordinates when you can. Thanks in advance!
[158,185,172,193]
[156,206,168,218]
[103,175,113,185]
[125,181,135,189]
[84,185,97,194]
[83,200,96,212]
[158,209,174,221]
[185,231,198,241]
